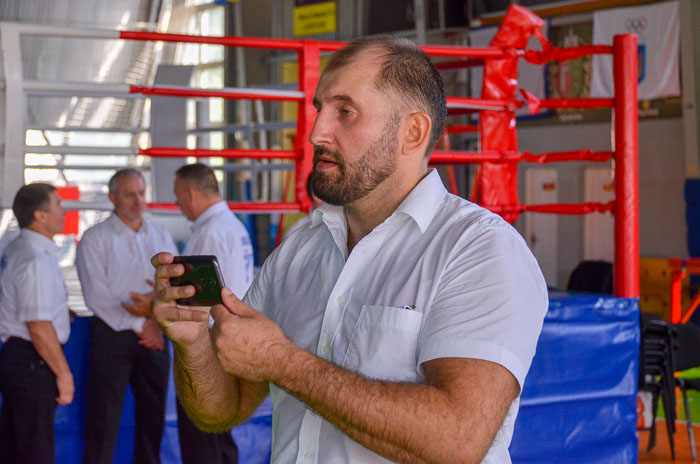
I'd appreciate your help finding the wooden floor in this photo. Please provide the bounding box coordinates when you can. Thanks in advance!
[639,421,700,463]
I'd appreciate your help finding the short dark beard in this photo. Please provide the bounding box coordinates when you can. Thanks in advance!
[312,115,400,206]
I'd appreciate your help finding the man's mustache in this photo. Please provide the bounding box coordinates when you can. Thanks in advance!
[313,146,343,166]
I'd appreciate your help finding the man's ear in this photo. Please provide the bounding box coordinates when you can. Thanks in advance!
[401,112,432,157]
[186,185,197,203]
[32,208,47,227]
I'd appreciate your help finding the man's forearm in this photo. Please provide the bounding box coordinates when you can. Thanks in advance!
[269,345,488,464]
[172,332,242,431]
[26,321,71,378]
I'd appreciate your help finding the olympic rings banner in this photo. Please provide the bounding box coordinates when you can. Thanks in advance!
[591,0,680,100]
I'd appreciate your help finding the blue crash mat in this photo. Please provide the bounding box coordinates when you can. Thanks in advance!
[0,293,638,463]
[510,292,639,463]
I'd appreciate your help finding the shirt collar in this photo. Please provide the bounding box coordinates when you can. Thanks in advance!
[310,169,447,235]
[20,228,58,256]
[107,212,148,235]
[310,203,343,230]
[394,169,447,233]
[192,201,228,232]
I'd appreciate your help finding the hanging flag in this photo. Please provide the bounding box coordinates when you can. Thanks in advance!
[546,23,593,101]
[591,0,679,100]
[469,24,548,116]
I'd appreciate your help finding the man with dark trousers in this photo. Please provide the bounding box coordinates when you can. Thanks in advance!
[0,183,73,464]
[77,168,177,464]
[171,163,253,464]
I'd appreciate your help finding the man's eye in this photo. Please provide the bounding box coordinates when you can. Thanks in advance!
[340,108,353,117]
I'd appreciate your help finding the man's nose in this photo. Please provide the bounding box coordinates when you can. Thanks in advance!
[309,111,333,147]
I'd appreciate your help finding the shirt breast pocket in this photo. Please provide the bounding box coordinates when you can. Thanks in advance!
[343,305,423,383]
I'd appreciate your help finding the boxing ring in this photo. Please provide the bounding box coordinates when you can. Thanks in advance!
[0,4,640,462]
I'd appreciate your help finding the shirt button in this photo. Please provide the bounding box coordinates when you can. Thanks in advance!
[304,451,311,459]
[321,345,329,355]
[336,295,345,303]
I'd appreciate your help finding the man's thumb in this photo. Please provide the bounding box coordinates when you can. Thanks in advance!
[222,288,252,316]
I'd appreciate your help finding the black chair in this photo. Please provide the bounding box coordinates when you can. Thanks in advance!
[641,319,700,461]
[640,319,678,459]
[670,321,700,461]
[566,260,613,294]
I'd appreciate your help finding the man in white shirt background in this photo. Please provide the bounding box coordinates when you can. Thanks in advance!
[152,37,548,464]
[76,168,177,464]
[171,162,254,464]
[0,183,73,464]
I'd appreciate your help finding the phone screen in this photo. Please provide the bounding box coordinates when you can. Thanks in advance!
[169,255,226,306]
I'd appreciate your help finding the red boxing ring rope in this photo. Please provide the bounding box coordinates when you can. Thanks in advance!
[148,202,301,213]
[130,85,303,101]
[445,124,479,134]
[430,149,613,164]
[141,147,297,160]
[487,201,615,216]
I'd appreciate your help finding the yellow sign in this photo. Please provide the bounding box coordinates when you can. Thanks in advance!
[293,1,336,37]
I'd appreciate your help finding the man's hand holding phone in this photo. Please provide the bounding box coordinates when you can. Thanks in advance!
[151,252,214,347]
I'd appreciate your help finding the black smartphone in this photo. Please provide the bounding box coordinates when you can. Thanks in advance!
[169,255,226,306]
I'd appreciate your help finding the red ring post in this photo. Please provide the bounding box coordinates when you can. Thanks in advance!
[613,34,639,298]
[294,41,320,212]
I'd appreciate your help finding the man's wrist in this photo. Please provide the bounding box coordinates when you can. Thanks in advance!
[57,370,73,380]
[264,339,305,384]
[173,324,211,360]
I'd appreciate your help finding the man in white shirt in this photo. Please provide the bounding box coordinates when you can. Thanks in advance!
[0,183,73,464]
[77,169,177,464]
[152,37,548,464]
[172,163,254,464]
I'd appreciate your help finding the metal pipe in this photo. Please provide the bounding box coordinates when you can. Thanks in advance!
[414,0,427,44]
[23,80,130,95]
[24,146,135,155]
[27,125,148,134]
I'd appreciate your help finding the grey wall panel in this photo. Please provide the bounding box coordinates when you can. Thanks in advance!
[150,64,193,203]
[517,118,686,287]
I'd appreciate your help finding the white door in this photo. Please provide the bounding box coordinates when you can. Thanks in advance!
[583,167,615,261]
[525,169,558,287]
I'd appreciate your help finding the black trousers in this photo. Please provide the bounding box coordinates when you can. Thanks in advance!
[0,337,59,464]
[176,399,238,464]
[83,318,170,464]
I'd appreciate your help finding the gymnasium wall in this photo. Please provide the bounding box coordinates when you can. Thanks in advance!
[516,117,687,287]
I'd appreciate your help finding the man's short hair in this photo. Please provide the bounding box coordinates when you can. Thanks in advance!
[108,168,144,194]
[12,183,56,229]
[175,163,220,196]
[324,37,447,158]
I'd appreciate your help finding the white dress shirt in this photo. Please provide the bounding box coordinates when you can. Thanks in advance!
[184,201,254,298]
[0,229,70,344]
[76,213,177,333]
[282,214,312,241]
[244,169,548,464]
